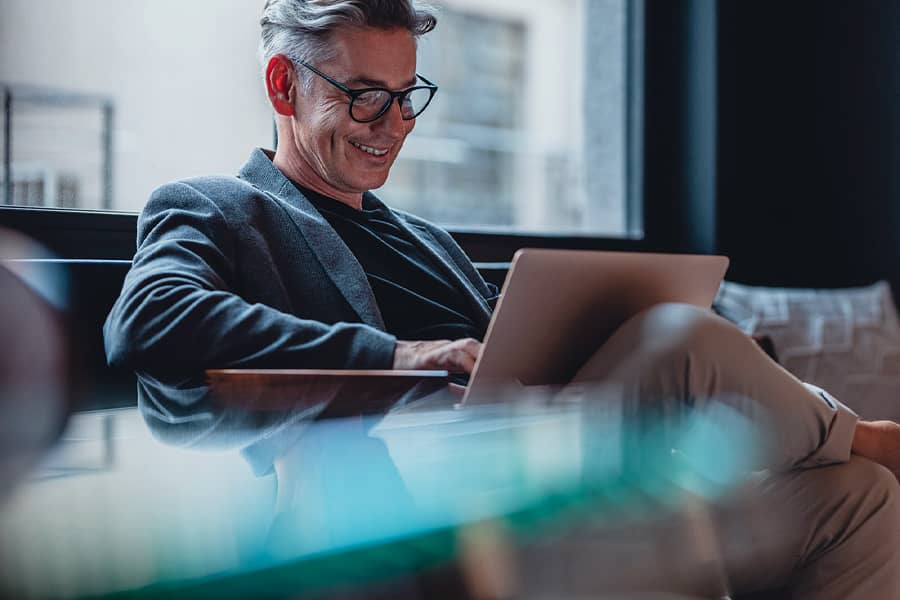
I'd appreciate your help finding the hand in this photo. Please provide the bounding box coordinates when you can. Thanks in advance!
[392,338,482,374]
[853,420,900,473]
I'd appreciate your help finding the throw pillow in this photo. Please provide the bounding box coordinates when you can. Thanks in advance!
[714,280,900,421]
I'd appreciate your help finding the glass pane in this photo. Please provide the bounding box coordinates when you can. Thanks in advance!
[379,0,631,235]
[0,0,633,236]
[404,87,433,118]
[351,90,391,121]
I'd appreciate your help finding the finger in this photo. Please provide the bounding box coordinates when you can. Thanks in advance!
[453,339,481,373]
[460,353,476,374]
[430,346,466,374]
[452,338,481,356]
[421,339,481,373]
[452,346,477,374]
[462,337,481,350]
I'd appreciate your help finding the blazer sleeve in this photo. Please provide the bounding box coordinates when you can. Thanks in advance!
[103,182,396,373]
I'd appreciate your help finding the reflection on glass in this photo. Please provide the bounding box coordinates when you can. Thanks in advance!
[1,369,771,599]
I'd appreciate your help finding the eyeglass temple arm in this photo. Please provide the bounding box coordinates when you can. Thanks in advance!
[416,73,438,89]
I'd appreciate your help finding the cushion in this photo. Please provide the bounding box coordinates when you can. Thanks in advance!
[715,280,900,421]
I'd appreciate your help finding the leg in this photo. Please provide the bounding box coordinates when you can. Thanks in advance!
[572,303,858,471]
[721,456,900,599]
[513,457,900,600]
[570,303,900,597]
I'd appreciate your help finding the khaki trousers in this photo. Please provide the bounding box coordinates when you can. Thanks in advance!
[535,302,900,599]
[305,303,900,598]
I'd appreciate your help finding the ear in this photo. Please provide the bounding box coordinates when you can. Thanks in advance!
[266,55,296,117]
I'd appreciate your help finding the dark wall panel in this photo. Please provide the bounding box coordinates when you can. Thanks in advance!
[643,0,718,255]
[717,0,900,290]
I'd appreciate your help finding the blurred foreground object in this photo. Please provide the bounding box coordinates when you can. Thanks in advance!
[0,374,768,599]
[0,227,71,501]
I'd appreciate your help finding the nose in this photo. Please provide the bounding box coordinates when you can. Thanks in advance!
[373,98,410,138]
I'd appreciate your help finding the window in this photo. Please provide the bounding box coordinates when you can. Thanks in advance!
[1,87,113,209]
[1,0,639,236]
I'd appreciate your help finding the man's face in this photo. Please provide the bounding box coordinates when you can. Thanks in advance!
[289,27,418,197]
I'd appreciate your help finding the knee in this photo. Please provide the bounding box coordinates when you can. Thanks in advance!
[823,457,900,532]
[865,464,900,539]
[577,303,762,390]
[629,302,748,359]
[843,457,900,506]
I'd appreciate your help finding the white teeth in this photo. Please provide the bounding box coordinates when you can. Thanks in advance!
[351,141,388,156]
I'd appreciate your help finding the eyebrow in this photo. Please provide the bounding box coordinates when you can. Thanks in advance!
[348,75,419,89]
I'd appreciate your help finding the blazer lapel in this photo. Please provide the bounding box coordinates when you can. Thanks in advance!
[238,149,386,330]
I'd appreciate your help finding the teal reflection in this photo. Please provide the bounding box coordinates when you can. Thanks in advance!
[115,375,765,599]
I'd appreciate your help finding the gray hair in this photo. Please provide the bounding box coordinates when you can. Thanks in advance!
[259,0,438,90]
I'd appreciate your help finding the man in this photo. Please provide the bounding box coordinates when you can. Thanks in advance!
[104,1,900,597]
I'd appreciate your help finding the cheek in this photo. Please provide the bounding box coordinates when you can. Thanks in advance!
[309,102,347,145]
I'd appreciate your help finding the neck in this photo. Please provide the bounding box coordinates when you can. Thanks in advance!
[271,137,364,211]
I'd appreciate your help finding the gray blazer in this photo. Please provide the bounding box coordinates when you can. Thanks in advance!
[104,148,496,373]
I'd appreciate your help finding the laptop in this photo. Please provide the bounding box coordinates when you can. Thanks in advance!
[461,249,729,404]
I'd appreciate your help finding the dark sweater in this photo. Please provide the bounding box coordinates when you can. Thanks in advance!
[304,188,498,342]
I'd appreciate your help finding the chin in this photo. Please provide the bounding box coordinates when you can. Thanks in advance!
[359,173,390,191]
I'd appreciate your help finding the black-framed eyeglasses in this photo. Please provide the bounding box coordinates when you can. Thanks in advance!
[299,61,438,124]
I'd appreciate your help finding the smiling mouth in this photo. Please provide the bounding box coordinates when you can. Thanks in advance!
[350,140,390,157]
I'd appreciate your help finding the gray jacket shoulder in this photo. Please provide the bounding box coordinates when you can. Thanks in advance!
[139,174,284,240]
[145,175,268,214]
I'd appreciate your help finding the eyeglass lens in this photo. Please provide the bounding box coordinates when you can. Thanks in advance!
[351,87,433,121]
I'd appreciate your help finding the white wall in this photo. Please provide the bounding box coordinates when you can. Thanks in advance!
[0,0,272,211]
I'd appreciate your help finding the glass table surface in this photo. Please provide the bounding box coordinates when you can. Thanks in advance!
[0,375,761,600]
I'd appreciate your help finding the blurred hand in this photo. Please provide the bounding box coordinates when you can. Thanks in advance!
[392,338,482,374]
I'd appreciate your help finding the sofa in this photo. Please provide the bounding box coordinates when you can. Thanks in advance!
[715,279,900,423]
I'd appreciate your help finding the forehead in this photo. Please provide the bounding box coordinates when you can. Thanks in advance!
[322,27,418,87]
